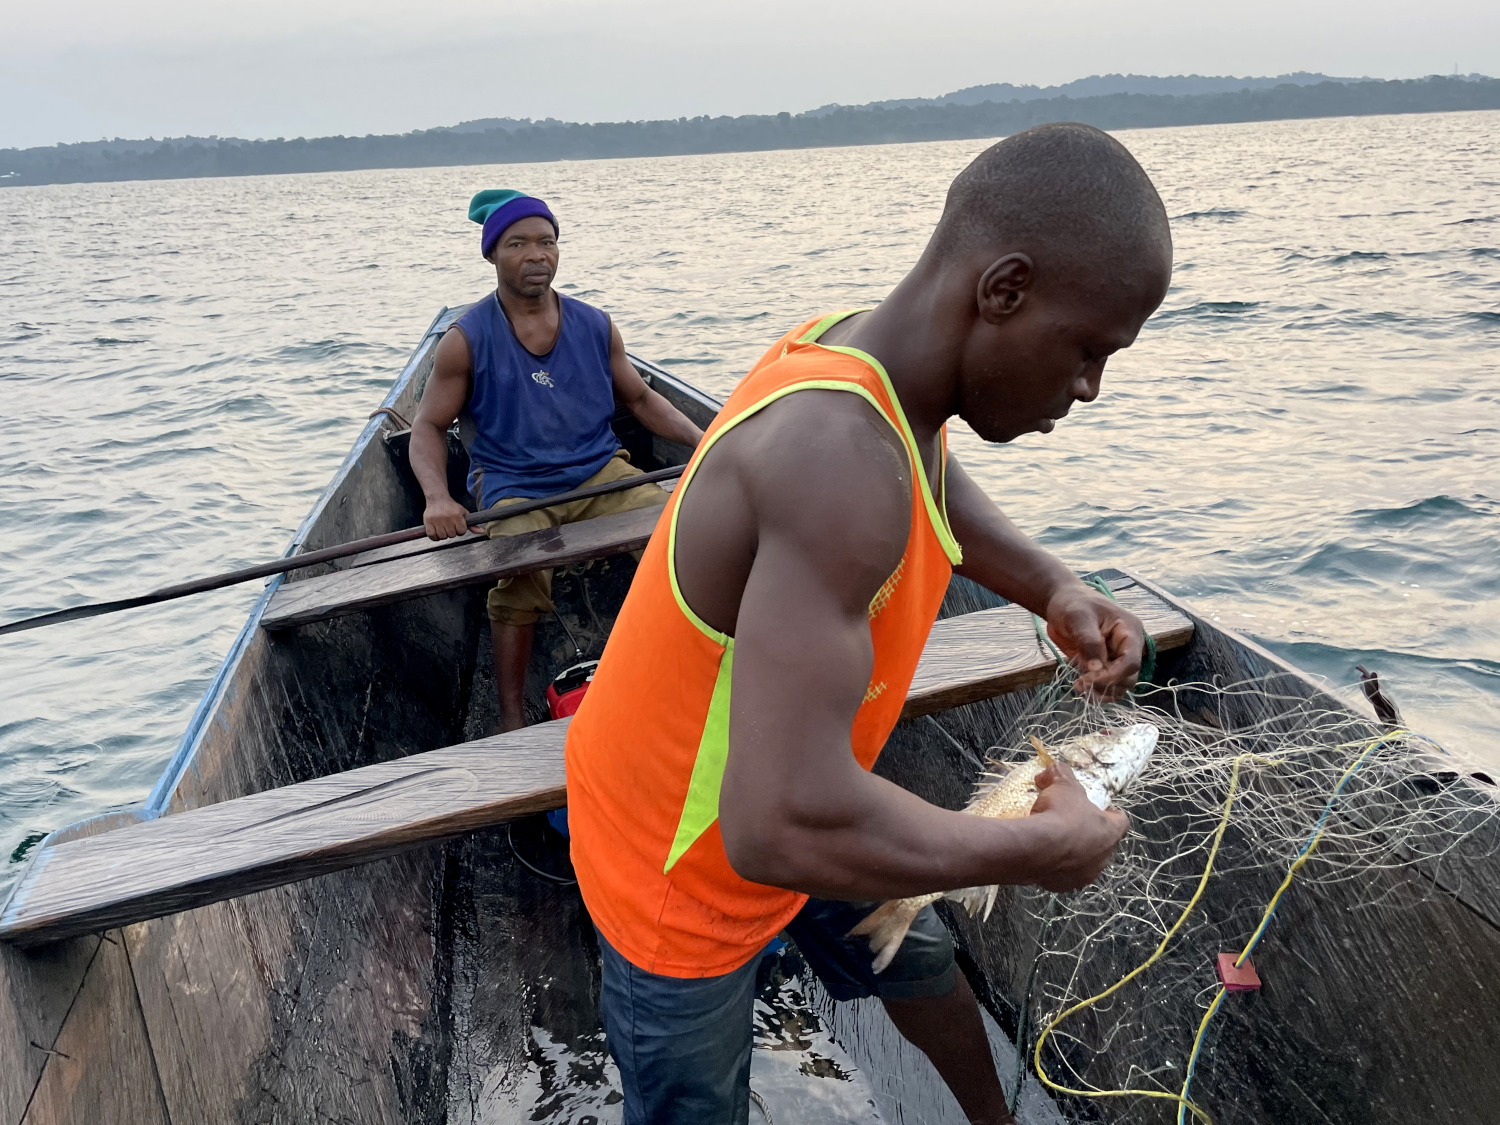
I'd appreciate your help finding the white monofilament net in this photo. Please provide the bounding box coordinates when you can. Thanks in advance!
[981,672,1499,1125]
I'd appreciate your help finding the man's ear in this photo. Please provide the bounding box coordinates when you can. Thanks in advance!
[976,253,1034,324]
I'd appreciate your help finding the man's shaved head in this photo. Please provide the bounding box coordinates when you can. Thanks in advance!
[932,122,1172,286]
[817,122,1173,447]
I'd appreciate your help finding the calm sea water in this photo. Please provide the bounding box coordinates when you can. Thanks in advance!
[2,110,1497,886]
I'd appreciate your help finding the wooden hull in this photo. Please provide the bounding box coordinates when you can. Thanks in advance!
[876,576,1500,1123]
[4,309,1497,1124]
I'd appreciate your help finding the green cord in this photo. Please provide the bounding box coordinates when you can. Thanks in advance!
[1030,576,1158,695]
[1086,575,1158,687]
[1031,613,1072,713]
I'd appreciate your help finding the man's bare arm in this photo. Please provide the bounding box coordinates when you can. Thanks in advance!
[411,328,473,540]
[945,457,1143,701]
[707,395,1127,901]
[608,320,704,449]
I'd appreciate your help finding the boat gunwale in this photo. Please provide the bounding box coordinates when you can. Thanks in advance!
[8,306,459,868]
[12,311,717,864]
[140,305,461,820]
[626,350,726,418]
[1121,567,1378,723]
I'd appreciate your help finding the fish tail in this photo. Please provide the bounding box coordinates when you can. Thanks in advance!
[1029,735,1055,767]
[847,899,924,974]
[953,886,986,915]
[952,884,1001,921]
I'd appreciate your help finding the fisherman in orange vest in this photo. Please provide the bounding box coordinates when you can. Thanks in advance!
[566,122,1174,1124]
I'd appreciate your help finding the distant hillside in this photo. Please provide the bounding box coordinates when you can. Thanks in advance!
[435,117,571,135]
[4,75,1497,189]
[801,71,1377,115]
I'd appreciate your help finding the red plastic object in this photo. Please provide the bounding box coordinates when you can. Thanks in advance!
[1216,953,1262,991]
[547,682,590,719]
[546,660,598,720]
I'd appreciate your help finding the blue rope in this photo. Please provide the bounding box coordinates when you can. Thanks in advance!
[1175,733,1397,1124]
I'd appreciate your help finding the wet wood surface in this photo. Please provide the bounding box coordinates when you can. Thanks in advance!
[0,811,148,1125]
[18,934,170,1125]
[1,580,1190,948]
[261,502,667,631]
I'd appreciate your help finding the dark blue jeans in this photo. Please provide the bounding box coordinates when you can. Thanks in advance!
[597,897,957,1124]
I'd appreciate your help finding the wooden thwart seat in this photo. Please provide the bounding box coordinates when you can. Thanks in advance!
[0,580,1191,947]
[261,503,666,631]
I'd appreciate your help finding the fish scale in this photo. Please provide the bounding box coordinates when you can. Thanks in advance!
[848,723,1159,972]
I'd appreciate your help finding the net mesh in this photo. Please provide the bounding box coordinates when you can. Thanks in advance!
[973,672,1500,1125]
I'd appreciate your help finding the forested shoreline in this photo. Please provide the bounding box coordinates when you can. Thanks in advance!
[4,76,1497,189]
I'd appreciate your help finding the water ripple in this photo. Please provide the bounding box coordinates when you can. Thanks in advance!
[1,108,1498,883]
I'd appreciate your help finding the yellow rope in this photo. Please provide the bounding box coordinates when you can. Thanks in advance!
[1174,731,1406,1121]
[1032,730,1403,1123]
[1032,753,1279,1125]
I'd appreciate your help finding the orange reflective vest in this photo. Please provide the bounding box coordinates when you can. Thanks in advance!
[564,311,964,977]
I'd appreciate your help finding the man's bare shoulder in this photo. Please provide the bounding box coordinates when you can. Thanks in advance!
[730,386,907,480]
[433,325,472,376]
[728,390,912,586]
[672,387,912,633]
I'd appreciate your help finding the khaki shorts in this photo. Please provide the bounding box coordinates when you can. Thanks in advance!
[484,449,667,627]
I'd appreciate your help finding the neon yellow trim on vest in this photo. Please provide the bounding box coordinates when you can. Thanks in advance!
[663,642,735,871]
[662,377,898,871]
[665,378,895,644]
[803,312,964,567]
[798,311,855,343]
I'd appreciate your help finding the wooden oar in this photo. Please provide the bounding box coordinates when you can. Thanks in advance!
[0,579,1195,946]
[0,465,686,637]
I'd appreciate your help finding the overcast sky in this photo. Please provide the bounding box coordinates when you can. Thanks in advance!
[3,0,1497,149]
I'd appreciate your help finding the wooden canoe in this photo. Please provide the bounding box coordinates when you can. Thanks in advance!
[3,305,1497,1124]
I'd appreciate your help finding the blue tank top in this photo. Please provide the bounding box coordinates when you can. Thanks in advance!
[457,291,621,506]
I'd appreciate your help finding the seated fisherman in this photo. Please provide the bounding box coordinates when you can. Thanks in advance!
[565,124,1171,1124]
[412,189,703,731]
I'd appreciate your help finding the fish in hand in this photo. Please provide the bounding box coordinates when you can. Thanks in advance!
[848,723,1159,972]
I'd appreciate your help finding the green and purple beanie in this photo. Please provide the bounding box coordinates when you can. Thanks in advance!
[469,189,558,258]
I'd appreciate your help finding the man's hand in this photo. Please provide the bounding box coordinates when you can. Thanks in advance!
[1043,585,1145,702]
[423,495,471,541]
[1025,762,1130,892]
[945,461,1144,702]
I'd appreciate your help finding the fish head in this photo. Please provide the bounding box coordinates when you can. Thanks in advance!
[1056,722,1159,806]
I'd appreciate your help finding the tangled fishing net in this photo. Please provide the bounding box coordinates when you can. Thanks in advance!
[963,670,1500,1125]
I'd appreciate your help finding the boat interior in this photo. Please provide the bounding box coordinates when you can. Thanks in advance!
[5,305,1500,1125]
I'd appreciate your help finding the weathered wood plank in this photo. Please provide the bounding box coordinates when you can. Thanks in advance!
[122,850,447,1125]
[0,939,100,1125]
[121,311,475,1125]
[901,578,1193,720]
[19,933,169,1125]
[2,726,570,949]
[261,502,666,631]
[1,582,1191,948]
[336,528,488,570]
[0,811,144,1125]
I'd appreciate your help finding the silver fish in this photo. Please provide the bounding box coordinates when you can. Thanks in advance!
[848,723,1159,973]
